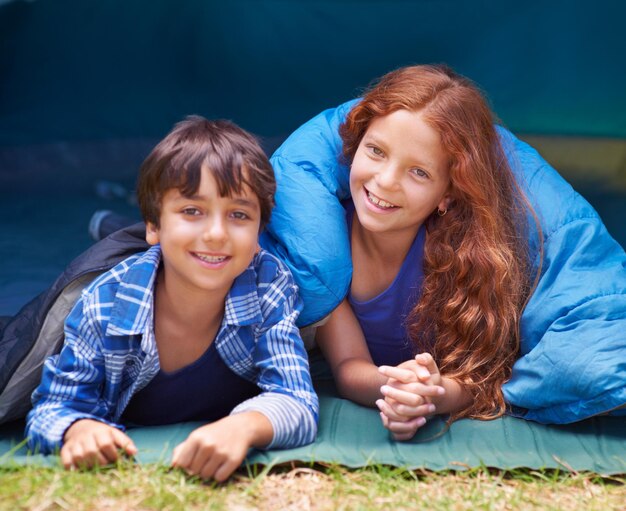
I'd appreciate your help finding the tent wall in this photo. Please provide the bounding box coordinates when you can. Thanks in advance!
[1,0,625,147]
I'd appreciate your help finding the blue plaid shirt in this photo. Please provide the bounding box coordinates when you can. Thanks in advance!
[26,245,318,454]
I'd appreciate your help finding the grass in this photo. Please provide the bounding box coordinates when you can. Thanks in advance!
[0,462,624,511]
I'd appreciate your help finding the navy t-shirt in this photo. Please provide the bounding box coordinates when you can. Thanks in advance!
[345,201,427,367]
[121,340,260,426]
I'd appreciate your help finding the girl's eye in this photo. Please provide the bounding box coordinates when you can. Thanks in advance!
[369,145,384,157]
[410,168,429,179]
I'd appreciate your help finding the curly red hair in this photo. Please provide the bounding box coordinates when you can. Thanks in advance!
[340,65,539,421]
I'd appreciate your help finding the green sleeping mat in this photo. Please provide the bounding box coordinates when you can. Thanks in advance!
[2,382,624,475]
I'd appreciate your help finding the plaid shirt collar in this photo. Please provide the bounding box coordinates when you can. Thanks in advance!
[106,245,263,337]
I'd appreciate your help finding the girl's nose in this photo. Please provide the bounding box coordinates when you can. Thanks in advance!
[375,164,401,190]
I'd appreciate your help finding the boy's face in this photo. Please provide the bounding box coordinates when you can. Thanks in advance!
[146,166,261,299]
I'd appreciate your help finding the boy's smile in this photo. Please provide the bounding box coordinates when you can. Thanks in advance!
[193,252,230,267]
[145,166,261,300]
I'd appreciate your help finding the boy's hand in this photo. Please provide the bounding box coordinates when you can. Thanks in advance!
[61,419,137,469]
[376,353,444,440]
[171,411,272,482]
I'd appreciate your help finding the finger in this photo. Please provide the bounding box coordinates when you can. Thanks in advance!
[378,365,417,383]
[376,398,413,422]
[417,383,445,398]
[213,457,242,483]
[380,385,427,407]
[96,434,121,464]
[188,440,217,477]
[198,450,222,480]
[379,411,390,429]
[386,416,427,435]
[95,428,128,464]
[71,443,108,469]
[393,401,436,418]
[415,353,439,376]
[111,428,138,457]
[383,382,445,401]
[385,379,430,394]
[392,431,415,441]
[171,440,194,471]
[80,435,110,468]
[60,444,75,470]
[413,363,432,382]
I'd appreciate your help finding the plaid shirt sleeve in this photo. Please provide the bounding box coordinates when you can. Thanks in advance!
[24,256,146,454]
[25,292,122,454]
[230,253,319,449]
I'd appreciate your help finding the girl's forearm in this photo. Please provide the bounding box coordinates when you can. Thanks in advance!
[433,377,473,415]
[335,358,387,407]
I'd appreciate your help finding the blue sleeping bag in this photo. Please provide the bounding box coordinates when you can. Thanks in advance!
[262,99,626,424]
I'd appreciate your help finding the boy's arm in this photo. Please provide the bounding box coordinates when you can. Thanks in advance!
[26,297,123,454]
[229,257,319,449]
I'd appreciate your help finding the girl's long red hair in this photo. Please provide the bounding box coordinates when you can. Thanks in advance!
[340,65,538,421]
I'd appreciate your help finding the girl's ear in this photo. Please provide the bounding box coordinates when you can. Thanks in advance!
[437,193,453,214]
[145,222,160,246]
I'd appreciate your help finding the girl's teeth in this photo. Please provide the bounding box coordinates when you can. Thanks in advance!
[367,191,396,209]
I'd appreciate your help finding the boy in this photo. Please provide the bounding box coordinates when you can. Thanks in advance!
[26,117,319,482]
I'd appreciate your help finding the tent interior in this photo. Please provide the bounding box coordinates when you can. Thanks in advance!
[1,0,625,317]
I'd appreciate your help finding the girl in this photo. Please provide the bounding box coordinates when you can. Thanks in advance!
[311,65,536,439]
[279,65,625,439]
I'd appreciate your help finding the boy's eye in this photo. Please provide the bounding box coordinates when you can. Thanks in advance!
[231,211,250,220]
[181,207,201,216]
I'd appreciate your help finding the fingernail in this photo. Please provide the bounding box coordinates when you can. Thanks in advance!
[381,385,390,394]
[417,417,427,426]
[428,404,436,413]
[437,386,445,395]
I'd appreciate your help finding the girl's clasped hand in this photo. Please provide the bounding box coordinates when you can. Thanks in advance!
[377,354,443,440]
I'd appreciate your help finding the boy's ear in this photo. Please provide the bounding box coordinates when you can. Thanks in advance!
[145,222,160,246]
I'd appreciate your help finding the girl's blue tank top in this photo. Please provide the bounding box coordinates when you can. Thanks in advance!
[345,201,427,367]
[121,340,259,426]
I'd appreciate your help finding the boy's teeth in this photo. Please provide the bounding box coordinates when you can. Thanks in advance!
[196,254,227,263]
[367,191,396,209]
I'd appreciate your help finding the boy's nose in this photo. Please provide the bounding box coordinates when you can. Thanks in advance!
[202,217,227,243]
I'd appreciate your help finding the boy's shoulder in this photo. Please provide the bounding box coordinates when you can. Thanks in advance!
[250,249,297,290]
[83,247,160,301]
[229,249,300,312]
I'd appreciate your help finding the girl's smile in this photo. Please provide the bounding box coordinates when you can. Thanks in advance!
[349,109,451,241]
[365,187,399,210]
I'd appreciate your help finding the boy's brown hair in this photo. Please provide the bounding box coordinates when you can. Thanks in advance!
[137,116,276,228]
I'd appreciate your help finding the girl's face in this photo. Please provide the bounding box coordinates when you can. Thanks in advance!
[349,109,451,239]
